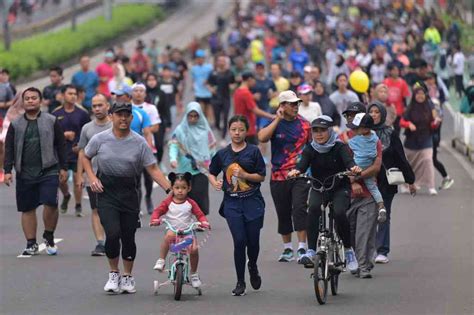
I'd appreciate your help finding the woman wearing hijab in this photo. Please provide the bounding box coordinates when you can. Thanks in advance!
[372,84,397,129]
[169,102,216,214]
[0,91,24,182]
[107,63,133,93]
[312,80,341,127]
[287,115,359,269]
[400,84,440,195]
[368,102,416,264]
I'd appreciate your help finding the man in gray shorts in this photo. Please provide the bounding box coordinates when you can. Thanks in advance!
[77,94,112,256]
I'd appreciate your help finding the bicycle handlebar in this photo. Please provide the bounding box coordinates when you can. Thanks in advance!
[161,219,203,234]
[296,171,352,193]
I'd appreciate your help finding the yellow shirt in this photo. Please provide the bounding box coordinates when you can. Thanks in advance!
[250,39,265,63]
[269,77,290,108]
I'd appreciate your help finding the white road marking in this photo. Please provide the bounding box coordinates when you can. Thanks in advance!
[17,238,63,258]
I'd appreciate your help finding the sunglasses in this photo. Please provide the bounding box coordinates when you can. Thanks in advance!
[284,101,300,107]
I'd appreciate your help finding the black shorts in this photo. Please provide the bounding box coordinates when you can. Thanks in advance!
[270,178,310,235]
[86,187,98,210]
[246,135,259,145]
[16,175,59,212]
[67,162,77,173]
[195,97,212,105]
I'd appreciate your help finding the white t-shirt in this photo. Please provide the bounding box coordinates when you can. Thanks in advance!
[298,101,322,124]
[133,102,161,125]
[165,200,195,230]
[452,52,465,75]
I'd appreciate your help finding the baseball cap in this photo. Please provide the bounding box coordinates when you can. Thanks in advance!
[131,83,147,91]
[195,49,206,58]
[297,84,312,95]
[278,90,301,104]
[342,101,366,115]
[346,113,374,129]
[111,85,133,97]
[111,102,132,114]
[255,61,265,68]
[311,115,334,129]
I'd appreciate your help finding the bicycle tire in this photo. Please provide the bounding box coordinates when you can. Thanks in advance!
[174,263,184,301]
[330,240,343,296]
[314,252,328,305]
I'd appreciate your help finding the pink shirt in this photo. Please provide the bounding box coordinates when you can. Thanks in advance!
[96,63,114,97]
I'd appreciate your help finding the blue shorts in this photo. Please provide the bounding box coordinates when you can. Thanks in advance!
[16,175,59,212]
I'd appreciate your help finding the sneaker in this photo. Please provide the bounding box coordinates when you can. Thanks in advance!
[360,269,372,279]
[375,254,389,264]
[104,272,121,294]
[296,248,307,264]
[377,208,387,223]
[440,177,454,190]
[153,258,165,271]
[301,249,316,267]
[60,194,71,214]
[190,273,202,288]
[344,248,358,273]
[232,281,246,296]
[278,248,295,262]
[145,197,154,215]
[91,244,106,256]
[429,188,438,196]
[247,262,262,290]
[120,275,136,294]
[44,239,57,255]
[75,205,83,217]
[21,243,39,256]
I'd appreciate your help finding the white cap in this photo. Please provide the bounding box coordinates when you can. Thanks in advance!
[131,83,146,91]
[304,65,312,73]
[278,90,301,104]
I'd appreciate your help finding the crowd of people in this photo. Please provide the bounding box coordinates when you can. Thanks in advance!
[0,0,471,297]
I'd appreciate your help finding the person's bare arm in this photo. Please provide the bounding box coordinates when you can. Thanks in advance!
[252,106,274,120]
[143,127,154,147]
[145,164,171,192]
[258,108,283,143]
[149,124,159,133]
[83,154,103,193]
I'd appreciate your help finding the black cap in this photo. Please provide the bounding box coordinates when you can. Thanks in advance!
[111,102,132,114]
[346,113,374,129]
[241,72,255,81]
[342,101,366,115]
[311,115,334,129]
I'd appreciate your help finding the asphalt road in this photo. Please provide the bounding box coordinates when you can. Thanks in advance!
[3,1,474,314]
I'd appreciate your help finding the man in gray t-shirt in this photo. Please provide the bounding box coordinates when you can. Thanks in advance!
[76,94,112,256]
[82,102,170,295]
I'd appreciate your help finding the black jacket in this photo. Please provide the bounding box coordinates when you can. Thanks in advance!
[377,132,415,195]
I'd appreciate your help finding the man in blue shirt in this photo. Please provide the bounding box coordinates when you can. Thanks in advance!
[289,42,309,75]
[72,56,99,109]
[191,49,214,122]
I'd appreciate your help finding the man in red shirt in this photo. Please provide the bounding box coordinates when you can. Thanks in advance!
[383,63,410,129]
[233,72,274,144]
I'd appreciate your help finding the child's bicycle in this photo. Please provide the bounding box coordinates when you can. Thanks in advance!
[153,219,204,300]
[298,171,351,305]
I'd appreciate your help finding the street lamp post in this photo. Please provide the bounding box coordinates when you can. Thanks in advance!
[1,0,13,51]
[71,0,77,31]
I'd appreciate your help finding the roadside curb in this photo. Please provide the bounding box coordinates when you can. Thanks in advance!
[445,102,474,165]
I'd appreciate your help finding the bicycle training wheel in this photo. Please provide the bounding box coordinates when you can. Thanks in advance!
[314,252,328,305]
[174,263,184,301]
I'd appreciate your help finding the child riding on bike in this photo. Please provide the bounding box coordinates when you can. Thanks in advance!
[150,172,210,289]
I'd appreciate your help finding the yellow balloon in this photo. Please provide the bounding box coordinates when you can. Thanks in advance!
[349,70,370,93]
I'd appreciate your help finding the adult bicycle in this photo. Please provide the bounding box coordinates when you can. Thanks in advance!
[298,171,351,305]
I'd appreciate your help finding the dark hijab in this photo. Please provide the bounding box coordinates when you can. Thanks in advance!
[403,86,433,137]
[368,101,393,151]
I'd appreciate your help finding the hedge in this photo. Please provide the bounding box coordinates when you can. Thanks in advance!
[0,4,164,80]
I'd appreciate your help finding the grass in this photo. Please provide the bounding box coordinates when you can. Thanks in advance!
[0,4,164,80]
[440,13,474,52]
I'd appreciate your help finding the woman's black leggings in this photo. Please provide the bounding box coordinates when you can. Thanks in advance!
[306,187,352,250]
[98,208,139,261]
[226,216,263,282]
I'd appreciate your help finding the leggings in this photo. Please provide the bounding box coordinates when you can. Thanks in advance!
[154,125,166,163]
[307,187,352,250]
[212,98,231,138]
[226,215,263,282]
[432,128,448,178]
[98,208,139,261]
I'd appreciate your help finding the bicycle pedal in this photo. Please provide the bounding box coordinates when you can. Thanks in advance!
[304,263,315,269]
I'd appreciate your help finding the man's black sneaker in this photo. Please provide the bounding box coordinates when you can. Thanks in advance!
[60,194,71,214]
[248,262,262,290]
[91,244,106,256]
[22,243,39,256]
[232,281,246,296]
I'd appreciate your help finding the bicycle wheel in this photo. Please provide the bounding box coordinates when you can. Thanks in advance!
[174,263,184,301]
[330,241,343,296]
[314,252,328,305]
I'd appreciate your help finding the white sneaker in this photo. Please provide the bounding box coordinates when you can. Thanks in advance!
[190,273,202,288]
[153,258,165,271]
[344,248,359,273]
[120,275,136,294]
[429,188,438,196]
[104,272,121,294]
[375,254,389,264]
[44,239,57,256]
